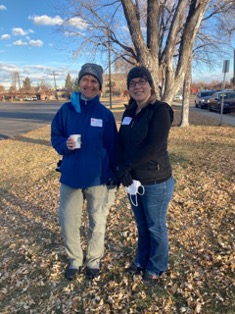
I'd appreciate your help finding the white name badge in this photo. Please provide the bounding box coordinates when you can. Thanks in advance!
[91,118,103,127]
[122,116,132,125]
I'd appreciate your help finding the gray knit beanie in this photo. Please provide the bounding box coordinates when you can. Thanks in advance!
[78,63,103,90]
[127,66,153,88]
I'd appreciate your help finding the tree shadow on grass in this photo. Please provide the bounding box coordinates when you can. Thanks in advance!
[14,135,51,147]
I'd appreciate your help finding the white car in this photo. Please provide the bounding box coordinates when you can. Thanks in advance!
[174,93,183,101]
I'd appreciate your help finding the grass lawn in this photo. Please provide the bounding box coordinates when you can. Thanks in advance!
[0,105,234,313]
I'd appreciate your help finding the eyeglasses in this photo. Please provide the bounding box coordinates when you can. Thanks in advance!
[129,78,147,88]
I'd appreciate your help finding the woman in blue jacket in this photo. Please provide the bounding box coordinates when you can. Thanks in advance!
[51,63,118,280]
[116,66,174,287]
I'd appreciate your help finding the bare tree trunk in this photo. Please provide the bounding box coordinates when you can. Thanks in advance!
[163,0,209,104]
[57,0,235,127]
[179,56,192,127]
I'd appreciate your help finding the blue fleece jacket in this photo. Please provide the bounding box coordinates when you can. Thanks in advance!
[51,93,118,189]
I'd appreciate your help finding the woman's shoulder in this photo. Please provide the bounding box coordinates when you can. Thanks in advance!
[151,100,174,123]
[56,101,73,113]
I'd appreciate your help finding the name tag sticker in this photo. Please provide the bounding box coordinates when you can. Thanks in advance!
[122,116,132,125]
[91,118,103,127]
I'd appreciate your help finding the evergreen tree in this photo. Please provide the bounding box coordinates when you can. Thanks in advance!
[73,78,79,92]
[65,73,73,93]
[23,77,32,92]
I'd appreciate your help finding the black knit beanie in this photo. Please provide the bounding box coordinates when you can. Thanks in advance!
[127,66,153,88]
[78,63,103,90]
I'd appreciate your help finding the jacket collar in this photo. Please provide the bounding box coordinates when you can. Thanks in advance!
[71,91,100,112]
[125,94,157,110]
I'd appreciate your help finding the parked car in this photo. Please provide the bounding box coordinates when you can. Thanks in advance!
[31,96,38,101]
[174,93,183,101]
[195,90,217,109]
[24,96,31,101]
[208,91,235,114]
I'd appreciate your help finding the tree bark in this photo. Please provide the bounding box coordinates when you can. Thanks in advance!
[57,0,235,125]
[179,55,192,127]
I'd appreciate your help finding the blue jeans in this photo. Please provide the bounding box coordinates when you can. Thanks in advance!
[131,176,174,277]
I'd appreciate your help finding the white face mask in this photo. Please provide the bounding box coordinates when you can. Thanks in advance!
[124,180,145,206]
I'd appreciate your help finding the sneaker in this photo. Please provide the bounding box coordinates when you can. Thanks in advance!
[127,263,144,275]
[142,272,159,287]
[65,267,81,281]
[85,267,100,279]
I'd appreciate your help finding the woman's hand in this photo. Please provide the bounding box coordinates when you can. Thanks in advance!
[66,137,76,150]
[116,162,133,187]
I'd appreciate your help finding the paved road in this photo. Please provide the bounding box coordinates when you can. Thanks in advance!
[0,99,234,140]
[0,99,120,140]
[0,101,63,139]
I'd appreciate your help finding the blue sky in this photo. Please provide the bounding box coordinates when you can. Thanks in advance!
[0,1,234,90]
[0,0,89,89]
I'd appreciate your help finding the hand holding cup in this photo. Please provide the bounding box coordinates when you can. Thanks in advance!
[67,134,81,150]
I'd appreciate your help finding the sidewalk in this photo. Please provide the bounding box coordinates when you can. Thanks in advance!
[173,101,235,127]
[190,107,235,126]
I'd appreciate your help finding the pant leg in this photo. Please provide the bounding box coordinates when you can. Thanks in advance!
[131,197,151,269]
[142,176,174,276]
[59,184,84,268]
[84,185,111,269]
[104,187,116,212]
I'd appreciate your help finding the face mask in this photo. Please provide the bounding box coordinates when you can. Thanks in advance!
[124,180,145,206]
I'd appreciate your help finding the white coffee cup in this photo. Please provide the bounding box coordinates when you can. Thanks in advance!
[70,134,81,149]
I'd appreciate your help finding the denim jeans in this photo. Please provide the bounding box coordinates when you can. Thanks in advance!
[131,176,174,276]
[59,184,116,269]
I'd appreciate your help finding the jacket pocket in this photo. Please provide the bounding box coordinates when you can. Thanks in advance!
[147,160,160,171]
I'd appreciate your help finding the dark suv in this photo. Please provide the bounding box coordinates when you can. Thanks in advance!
[208,91,235,113]
[195,90,217,109]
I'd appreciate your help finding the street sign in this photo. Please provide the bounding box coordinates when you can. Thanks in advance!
[222,60,230,73]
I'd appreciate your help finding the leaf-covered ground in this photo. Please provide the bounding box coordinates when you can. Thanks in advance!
[0,106,234,314]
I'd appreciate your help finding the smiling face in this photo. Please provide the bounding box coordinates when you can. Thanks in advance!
[79,74,100,99]
[128,77,152,105]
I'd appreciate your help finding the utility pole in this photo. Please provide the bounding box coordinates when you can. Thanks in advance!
[107,30,112,109]
[219,60,230,126]
[51,71,58,100]
[233,49,235,90]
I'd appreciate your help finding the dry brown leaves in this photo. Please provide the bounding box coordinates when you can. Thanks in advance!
[0,108,234,313]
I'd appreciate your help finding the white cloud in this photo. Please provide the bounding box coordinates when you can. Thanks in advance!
[12,28,28,36]
[64,31,80,37]
[0,62,20,74]
[0,5,7,10]
[1,34,10,40]
[28,64,50,70]
[30,15,87,30]
[0,60,80,89]
[30,15,63,26]
[13,40,28,46]
[67,17,87,29]
[29,39,43,47]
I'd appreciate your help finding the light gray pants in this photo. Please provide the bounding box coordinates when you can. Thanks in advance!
[59,184,116,269]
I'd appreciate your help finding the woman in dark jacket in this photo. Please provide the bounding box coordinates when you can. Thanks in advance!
[116,66,174,287]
